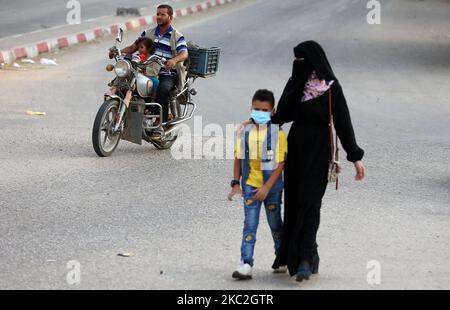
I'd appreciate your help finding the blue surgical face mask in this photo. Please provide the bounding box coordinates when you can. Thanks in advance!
[251,109,272,125]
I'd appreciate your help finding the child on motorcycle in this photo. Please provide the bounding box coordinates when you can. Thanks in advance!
[107,37,161,97]
[134,37,161,95]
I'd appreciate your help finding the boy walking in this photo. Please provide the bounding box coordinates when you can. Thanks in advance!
[228,89,288,279]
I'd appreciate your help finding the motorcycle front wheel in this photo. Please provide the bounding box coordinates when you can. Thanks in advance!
[92,99,122,157]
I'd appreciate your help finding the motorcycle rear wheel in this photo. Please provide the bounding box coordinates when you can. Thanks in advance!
[92,99,122,157]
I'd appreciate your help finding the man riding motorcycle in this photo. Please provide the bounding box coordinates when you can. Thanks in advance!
[108,4,189,135]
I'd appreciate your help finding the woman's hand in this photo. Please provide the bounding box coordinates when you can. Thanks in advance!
[227,185,243,201]
[253,185,270,202]
[354,161,365,181]
[237,119,252,135]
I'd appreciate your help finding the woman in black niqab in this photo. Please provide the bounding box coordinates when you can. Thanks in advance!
[271,41,365,280]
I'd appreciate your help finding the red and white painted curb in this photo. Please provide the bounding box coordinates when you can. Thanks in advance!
[0,0,236,65]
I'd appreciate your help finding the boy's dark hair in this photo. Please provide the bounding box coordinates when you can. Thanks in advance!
[135,37,155,54]
[157,4,174,16]
[252,89,275,108]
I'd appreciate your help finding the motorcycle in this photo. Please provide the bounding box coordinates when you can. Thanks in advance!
[92,28,208,157]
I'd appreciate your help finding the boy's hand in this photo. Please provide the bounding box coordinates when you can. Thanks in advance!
[252,185,270,202]
[237,119,252,134]
[228,185,243,201]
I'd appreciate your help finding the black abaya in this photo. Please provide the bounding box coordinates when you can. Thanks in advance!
[272,41,364,276]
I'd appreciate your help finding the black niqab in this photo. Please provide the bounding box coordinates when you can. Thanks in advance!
[272,41,339,126]
[293,40,337,82]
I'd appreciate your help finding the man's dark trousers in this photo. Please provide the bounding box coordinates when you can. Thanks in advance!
[156,74,176,122]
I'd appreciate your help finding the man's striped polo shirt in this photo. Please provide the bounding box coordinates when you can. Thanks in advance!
[140,25,188,76]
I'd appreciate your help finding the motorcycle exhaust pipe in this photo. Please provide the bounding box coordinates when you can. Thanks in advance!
[169,98,179,119]
[164,124,182,137]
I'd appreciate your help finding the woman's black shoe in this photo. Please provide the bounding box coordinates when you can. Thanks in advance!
[296,260,312,282]
[311,253,320,274]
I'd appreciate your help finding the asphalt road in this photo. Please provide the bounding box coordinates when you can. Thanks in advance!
[0,0,185,38]
[0,0,449,289]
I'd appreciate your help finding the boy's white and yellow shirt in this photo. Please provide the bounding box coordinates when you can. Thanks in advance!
[235,125,288,188]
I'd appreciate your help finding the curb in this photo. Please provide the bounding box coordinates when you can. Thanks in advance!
[0,0,236,65]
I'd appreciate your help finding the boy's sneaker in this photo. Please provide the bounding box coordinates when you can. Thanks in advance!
[232,263,252,280]
[272,265,288,274]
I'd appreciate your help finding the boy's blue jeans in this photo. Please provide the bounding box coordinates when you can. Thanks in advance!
[240,184,283,267]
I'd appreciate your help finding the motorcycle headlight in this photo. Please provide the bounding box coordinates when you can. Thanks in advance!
[114,60,131,78]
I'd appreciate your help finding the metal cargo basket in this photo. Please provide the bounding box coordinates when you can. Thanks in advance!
[187,46,221,77]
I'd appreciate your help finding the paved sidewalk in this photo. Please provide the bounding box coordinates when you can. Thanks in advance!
[0,0,237,65]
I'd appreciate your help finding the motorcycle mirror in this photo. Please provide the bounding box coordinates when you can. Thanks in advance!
[116,28,123,43]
